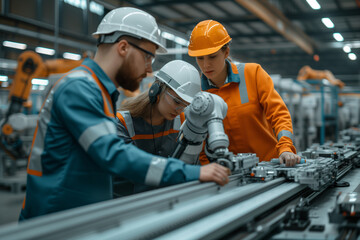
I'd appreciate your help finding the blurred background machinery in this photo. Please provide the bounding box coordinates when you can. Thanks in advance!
[0,51,84,192]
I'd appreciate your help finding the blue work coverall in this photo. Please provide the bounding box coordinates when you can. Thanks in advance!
[20,58,200,220]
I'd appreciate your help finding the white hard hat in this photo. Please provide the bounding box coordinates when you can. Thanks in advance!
[93,7,167,53]
[155,60,201,103]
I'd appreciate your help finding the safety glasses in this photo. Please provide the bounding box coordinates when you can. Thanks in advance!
[128,42,155,66]
[165,91,189,111]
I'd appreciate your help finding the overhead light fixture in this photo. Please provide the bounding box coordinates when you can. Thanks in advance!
[174,37,189,46]
[162,32,175,41]
[35,47,55,56]
[89,1,104,16]
[0,75,8,82]
[343,45,351,53]
[348,53,357,61]
[3,40,27,50]
[32,78,49,86]
[306,0,321,10]
[63,0,104,16]
[162,32,189,46]
[63,52,81,60]
[333,33,344,42]
[321,18,334,28]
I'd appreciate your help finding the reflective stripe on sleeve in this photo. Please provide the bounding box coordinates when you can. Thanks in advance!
[102,92,115,117]
[78,121,117,152]
[145,157,167,186]
[237,63,249,104]
[118,111,135,138]
[81,64,115,118]
[277,130,294,143]
[27,71,86,175]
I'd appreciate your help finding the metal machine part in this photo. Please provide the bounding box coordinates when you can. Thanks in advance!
[329,192,360,223]
[0,177,307,240]
[0,128,359,239]
[171,91,228,163]
[252,156,338,191]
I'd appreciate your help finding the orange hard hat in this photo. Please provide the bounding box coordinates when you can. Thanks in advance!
[188,20,232,57]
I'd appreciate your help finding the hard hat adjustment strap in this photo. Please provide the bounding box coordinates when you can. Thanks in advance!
[97,32,142,45]
[157,71,181,89]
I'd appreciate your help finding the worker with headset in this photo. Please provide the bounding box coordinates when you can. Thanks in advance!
[116,60,202,196]
[19,9,230,220]
[188,20,301,167]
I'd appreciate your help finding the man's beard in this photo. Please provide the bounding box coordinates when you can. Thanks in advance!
[115,56,146,92]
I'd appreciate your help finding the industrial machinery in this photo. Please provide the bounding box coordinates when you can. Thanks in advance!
[0,128,359,239]
[0,51,84,159]
[297,65,345,89]
[172,91,259,172]
[0,51,84,192]
[171,91,229,162]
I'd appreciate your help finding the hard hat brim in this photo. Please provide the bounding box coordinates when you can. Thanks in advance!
[156,77,193,103]
[188,45,223,57]
[155,44,167,54]
[188,37,231,57]
[92,32,167,54]
[172,89,193,103]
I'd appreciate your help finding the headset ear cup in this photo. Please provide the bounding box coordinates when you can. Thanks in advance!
[149,82,162,104]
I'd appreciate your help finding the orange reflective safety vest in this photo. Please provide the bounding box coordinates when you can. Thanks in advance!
[116,111,185,157]
[199,61,296,164]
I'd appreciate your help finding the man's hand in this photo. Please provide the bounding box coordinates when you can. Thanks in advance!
[279,152,301,167]
[199,163,231,186]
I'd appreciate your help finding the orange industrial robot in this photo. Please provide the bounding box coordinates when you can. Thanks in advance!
[1,51,84,158]
[297,65,345,89]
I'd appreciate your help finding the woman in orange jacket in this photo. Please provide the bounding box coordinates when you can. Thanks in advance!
[188,20,301,167]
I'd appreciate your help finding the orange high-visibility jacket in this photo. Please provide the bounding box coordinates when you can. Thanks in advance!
[200,61,296,164]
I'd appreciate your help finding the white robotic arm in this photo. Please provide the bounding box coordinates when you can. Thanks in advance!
[172,92,259,173]
[171,92,229,163]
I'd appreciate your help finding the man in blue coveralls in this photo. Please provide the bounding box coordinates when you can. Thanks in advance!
[19,7,230,220]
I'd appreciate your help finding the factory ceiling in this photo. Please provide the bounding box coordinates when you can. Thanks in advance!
[0,0,359,86]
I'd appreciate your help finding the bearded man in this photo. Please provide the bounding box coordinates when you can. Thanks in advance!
[20,7,230,220]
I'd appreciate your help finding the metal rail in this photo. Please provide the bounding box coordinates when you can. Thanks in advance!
[0,176,309,240]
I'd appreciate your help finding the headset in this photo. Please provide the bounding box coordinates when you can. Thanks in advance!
[148,81,165,155]
[148,81,162,104]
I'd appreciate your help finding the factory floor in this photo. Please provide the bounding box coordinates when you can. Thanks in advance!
[0,187,24,226]
[0,170,26,227]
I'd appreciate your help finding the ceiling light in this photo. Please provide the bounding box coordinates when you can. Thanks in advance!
[35,47,55,55]
[63,52,81,60]
[306,0,321,10]
[32,78,49,86]
[90,1,104,16]
[174,37,189,46]
[0,75,8,82]
[161,32,175,41]
[3,40,27,50]
[321,18,334,28]
[333,33,344,42]
[343,45,351,53]
[348,53,357,61]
